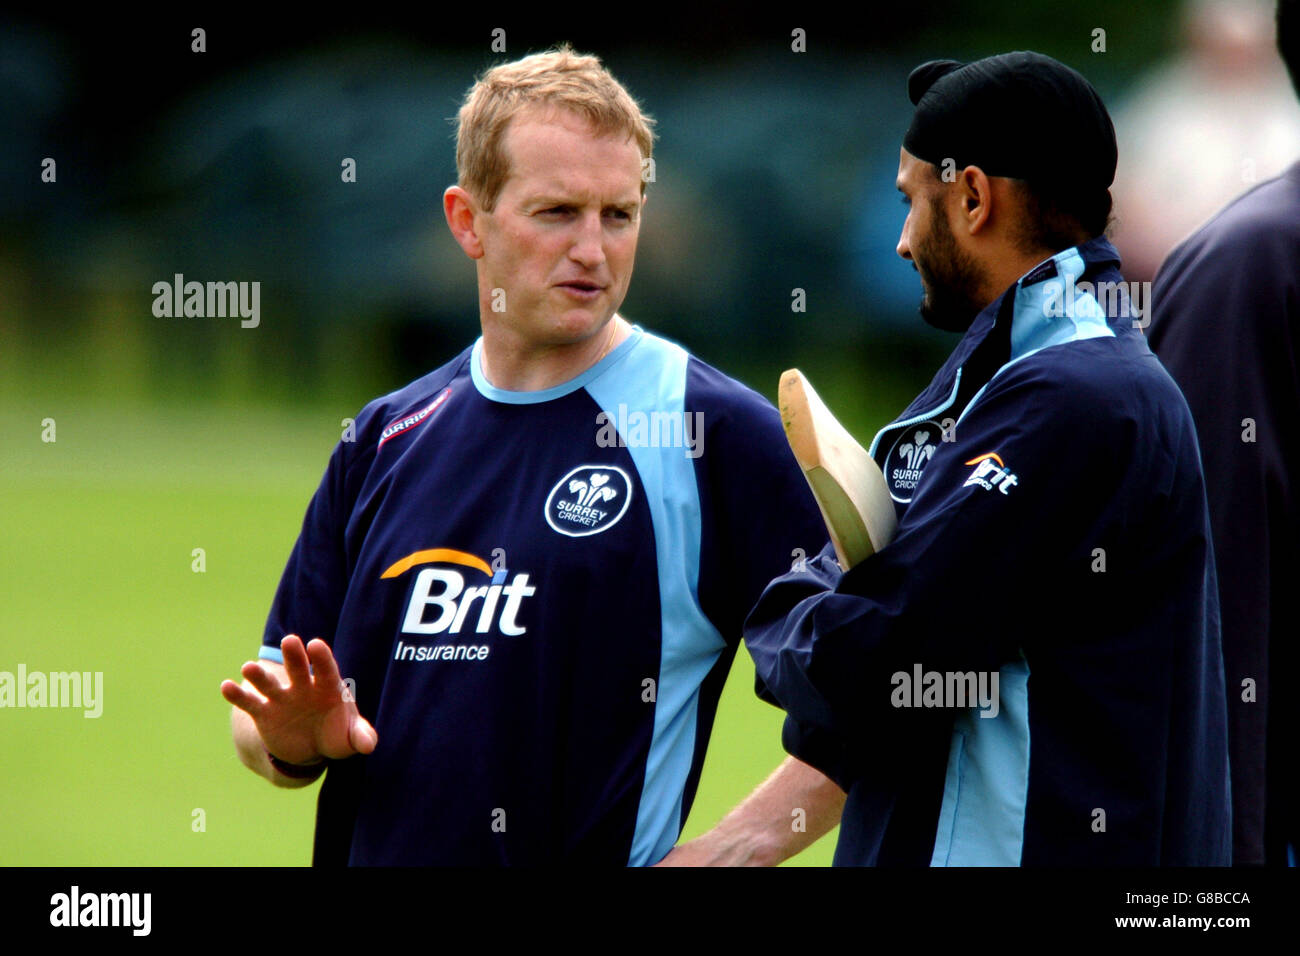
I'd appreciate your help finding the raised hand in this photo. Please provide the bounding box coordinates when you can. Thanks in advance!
[221,635,378,767]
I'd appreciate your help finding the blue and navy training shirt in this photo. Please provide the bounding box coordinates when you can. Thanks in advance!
[744,238,1233,866]
[260,324,828,865]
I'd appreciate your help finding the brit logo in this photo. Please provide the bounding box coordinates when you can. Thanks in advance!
[963,452,1019,494]
[883,421,945,503]
[544,465,633,537]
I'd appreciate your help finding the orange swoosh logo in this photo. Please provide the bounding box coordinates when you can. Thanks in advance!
[964,452,1005,467]
[381,548,492,579]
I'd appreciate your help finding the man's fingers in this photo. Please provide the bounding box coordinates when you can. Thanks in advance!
[349,715,379,755]
[241,661,285,700]
[221,679,265,717]
[280,635,312,686]
[306,638,342,691]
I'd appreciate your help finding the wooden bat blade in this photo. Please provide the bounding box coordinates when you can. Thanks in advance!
[779,369,897,569]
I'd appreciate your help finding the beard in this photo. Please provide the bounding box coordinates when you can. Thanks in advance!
[913,199,986,333]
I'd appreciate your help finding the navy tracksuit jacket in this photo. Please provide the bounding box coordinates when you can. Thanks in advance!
[1148,161,1300,867]
[744,237,1233,866]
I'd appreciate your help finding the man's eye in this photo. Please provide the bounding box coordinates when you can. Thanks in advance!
[606,209,631,220]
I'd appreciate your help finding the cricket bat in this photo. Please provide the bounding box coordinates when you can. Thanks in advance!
[779,369,897,569]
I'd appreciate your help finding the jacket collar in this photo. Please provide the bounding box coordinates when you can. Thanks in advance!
[885,237,1126,429]
[963,235,1123,361]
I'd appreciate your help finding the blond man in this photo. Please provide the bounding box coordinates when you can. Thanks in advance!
[221,46,843,865]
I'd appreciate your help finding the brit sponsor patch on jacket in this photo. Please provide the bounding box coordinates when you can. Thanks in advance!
[963,452,1019,494]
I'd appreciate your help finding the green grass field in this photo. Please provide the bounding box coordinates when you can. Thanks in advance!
[0,373,911,866]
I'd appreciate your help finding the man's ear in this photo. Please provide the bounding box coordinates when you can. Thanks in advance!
[444,185,485,259]
[958,166,994,236]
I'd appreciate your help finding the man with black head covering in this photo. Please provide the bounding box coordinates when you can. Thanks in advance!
[741,52,1232,865]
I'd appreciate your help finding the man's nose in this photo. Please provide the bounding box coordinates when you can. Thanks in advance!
[570,213,606,268]
[897,219,912,261]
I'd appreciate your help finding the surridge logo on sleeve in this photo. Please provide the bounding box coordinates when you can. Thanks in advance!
[883,421,945,503]
[544,465,633,537]
[378,387,452,449]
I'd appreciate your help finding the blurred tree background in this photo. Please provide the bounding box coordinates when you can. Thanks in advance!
[0,6,1184,411]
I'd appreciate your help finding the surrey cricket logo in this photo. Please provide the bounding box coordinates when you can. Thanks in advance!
[545,465,633,537]
[884,422,944,503]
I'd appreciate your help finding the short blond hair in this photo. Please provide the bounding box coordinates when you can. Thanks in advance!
[454,44,656,211]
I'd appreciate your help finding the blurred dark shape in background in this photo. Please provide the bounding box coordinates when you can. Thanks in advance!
[1,8,1181,411]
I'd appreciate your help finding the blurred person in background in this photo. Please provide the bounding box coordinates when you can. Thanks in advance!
[1112,0,1300,282]
[1147,0,1300,868]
